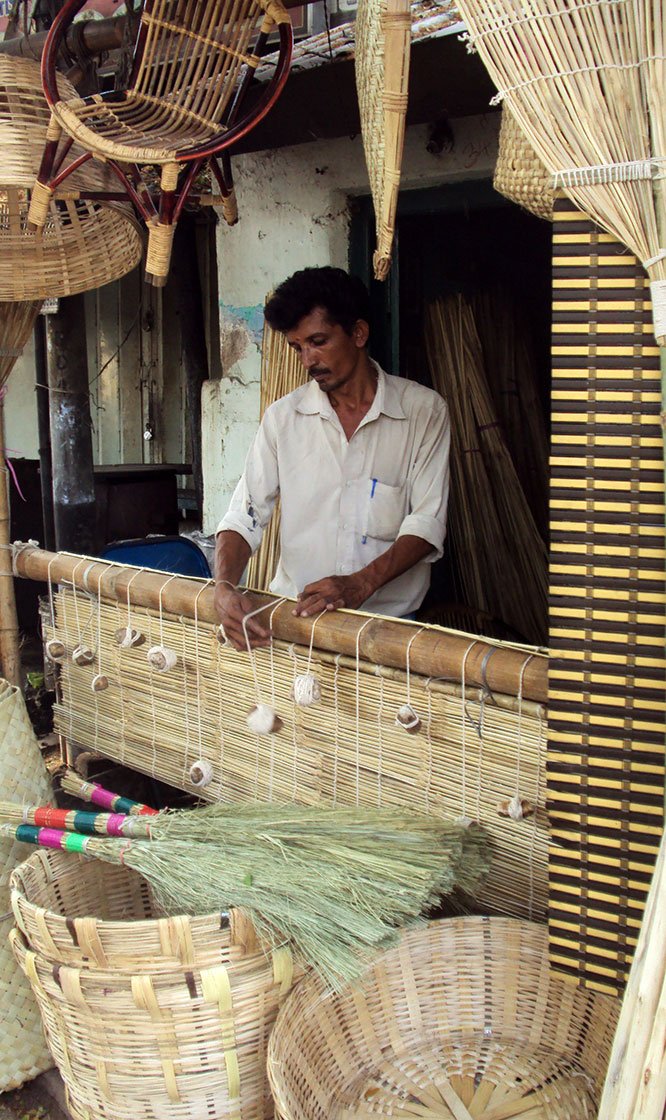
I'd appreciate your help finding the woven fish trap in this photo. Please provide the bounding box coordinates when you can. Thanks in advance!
[355,0,411,279]
[48,589,549,924]
[11,848,297,1120]
[493,108,554,222]
[0,679,53,1091]
[268,917,620,1120]
[0,56,142,300]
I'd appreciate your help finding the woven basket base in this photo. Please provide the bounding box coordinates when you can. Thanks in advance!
[327,1036,597,1119]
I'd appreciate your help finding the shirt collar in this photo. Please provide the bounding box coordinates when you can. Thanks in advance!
[294,360,406,420]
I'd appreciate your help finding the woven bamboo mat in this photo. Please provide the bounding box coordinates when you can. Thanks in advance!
[48,591,548,922]
[0,679,53,1091]
[548,195,666,994]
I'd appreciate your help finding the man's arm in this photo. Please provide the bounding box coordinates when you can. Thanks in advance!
[214,409,280,649]
[214,530,271,650]
[293,534,433,617]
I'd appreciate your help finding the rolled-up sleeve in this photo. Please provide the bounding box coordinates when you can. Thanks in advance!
[216,409,279,553]
[397,397,450,560]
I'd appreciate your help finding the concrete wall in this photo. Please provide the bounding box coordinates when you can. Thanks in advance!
[202,112,499,533]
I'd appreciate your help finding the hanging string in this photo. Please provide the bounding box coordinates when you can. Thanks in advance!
[44,554,66,662]
[292,609,327,706]
[188,579,214,789]
[396,627,426,731]
[354,617,374,805]
[374,666,385,808]
[118,566,147,647]
[424,678,434,814]
[243,598,287,734]
[509,655,536,821]
[459,640,479,826]
[332,653,342,805]
[267,599,285,801]
[146,574,180,672]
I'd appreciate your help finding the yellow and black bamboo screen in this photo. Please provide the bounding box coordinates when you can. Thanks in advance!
[548,195,665,994]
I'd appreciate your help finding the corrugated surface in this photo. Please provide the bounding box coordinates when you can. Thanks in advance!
[547,194,666,994]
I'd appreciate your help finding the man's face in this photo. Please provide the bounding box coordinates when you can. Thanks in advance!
[286,307,368,394]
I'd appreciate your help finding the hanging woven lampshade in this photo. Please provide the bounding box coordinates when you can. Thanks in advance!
[355,0,412,280]
[0,56,142,302]
[493,108,554,222]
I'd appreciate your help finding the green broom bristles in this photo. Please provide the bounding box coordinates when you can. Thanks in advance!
[6,803,490,988]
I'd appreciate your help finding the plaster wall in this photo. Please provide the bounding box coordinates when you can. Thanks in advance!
[202,112,499,534]
[4,337,40,463]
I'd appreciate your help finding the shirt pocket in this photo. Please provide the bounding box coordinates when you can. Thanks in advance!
[364,479,406,542]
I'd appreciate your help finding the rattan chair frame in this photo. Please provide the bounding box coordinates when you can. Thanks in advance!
[30,0,293,284]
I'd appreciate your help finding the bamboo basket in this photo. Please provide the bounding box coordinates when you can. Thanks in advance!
[0,56,142,300]
[493,108,554,221]
[268,916,620,1120]
[355,0,411,279]
[11,848,297,1120]
[0,679,53,1091]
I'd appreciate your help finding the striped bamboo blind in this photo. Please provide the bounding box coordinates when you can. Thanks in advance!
[548,194,666,994]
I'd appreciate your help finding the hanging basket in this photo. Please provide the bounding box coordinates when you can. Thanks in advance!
[268,917,619,1120]
[0,56,142,301]
[0,679,53,1092]
[493,108,554,222]
[11,848,298,1120]
[355,0,411,279]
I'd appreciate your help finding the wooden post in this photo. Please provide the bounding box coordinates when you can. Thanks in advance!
[0,399,20,685]
[12,545,549,702]
[46,295,98,554]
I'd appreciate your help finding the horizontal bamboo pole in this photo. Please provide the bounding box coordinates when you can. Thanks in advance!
[14,546,548,702]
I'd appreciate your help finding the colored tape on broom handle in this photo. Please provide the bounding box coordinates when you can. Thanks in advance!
[5,823,89,854]
[12,805,130,837]
[66,772,158,816]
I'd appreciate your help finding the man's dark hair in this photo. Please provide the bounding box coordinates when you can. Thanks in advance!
[264,267,371,335]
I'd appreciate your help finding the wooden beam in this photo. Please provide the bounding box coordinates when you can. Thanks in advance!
[12,546,548,702]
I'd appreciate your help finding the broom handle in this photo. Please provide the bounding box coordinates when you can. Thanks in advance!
[0,801,149,837]
[2,821,94,855]
[59,769,158,816]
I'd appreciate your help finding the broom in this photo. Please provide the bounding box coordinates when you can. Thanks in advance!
[2,806,489,988]
[453,0,666,346]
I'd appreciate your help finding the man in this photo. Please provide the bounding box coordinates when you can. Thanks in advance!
[214,267,450,649]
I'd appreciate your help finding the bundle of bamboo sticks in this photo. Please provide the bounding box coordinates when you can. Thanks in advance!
[246,306,308,591]
[424,294,548,645]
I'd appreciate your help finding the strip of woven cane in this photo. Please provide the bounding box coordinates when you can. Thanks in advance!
[50,0,291,165]
[0,57,142,300]
[47,590,549,923]
[12,849,297,1120]
[493,108,554,221]
[0,679,53,1092]
[268,917,620,1120]
[355,0,411,279]
[0,300,41,387]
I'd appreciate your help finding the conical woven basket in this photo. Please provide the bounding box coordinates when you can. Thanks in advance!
[0,678,53,1092]
[493,108,554,222]
[0,56,142,300]
[355,0,411,279]
[11,848,298,1120]
[268,917,619,1120]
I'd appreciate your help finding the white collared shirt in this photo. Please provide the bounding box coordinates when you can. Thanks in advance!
[217,363,450,616]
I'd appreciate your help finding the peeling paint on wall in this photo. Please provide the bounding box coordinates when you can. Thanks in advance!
[219,302,265,375]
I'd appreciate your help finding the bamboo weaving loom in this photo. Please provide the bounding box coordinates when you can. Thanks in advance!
[15,545,548,922]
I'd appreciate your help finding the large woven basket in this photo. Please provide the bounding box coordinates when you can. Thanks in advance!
[0,679,53,1092]
[0,56,142,300]
[493,108,554,221]
[268,917,619,1120]
[11,849,297,1120]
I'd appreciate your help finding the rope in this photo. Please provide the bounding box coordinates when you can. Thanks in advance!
[459,640,479,826]
[354,618,374,806]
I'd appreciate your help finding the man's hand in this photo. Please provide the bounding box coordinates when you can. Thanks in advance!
[214,583,270,651]
[293,572,374,617]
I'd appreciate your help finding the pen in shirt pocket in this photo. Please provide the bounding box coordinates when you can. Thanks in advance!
[361,478,378,544]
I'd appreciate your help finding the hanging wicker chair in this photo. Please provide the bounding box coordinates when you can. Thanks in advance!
[0,57,142,302]
[28,0,294,286]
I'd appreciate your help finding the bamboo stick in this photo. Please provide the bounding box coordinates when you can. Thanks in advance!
[16,546,548,702]
[598,828,666,1119]
[0,400,19,685]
